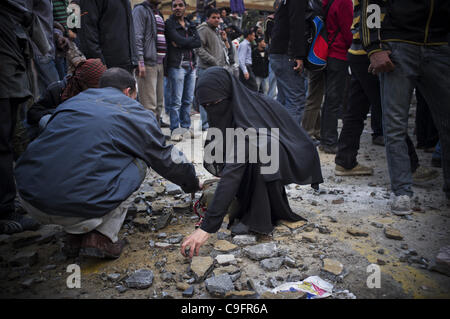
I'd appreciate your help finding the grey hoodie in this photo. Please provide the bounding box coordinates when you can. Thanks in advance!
[133,2,158,66]
[195,22,228,70]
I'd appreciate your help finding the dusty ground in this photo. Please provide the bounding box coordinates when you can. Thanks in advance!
[1,109,449,299]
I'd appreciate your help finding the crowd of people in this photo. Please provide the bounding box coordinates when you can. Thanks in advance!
[0,0,448,260]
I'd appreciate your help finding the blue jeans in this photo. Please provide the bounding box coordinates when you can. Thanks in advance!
[166,67,196,131]
[255,76,269,95]
[34,55,60,99]
[197,68,209,130]
[379,42,450,197]
[55,56,67,80]
[269,54,306,125]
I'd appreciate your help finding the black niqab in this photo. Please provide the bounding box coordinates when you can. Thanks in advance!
[196,67,323,187]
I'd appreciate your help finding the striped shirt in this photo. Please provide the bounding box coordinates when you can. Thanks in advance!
[153,11,167,64]
[52,0,68,29]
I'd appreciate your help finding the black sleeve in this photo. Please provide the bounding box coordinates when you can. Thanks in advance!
[78,0,104,62]
[289,0,307,59]
[27,81,63,125]
[200,162,247,233]
[165,19,202,49]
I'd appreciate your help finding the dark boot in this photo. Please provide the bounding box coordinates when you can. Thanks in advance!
[79,231,128,259]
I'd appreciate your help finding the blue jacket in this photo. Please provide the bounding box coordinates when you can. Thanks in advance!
[15,87,198,218]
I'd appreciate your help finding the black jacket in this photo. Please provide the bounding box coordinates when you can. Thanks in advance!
[27,78,66,125]
[76,0,138,71]
[251,47,269,78]
[361,0,450,56]
[269,0,307,59]
[165,15,201,69]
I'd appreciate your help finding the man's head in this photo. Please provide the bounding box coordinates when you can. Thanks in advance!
[206,8,221,28]
[172,0,186,17]
[220,8,227,18]
[244,29,256,42]
[256,37,266,50]
[147,0,161,5]
[99,68,137,100]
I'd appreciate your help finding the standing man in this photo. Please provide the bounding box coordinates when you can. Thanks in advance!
[165,0,202,141]
[318,0,353,154]
[196,8,230,131]
[361,0,450,212]
[252,37,270,95]
[0,0,43,234]
[76,0,138,73]
[133,0,167,125]
[269,0,307,125]
[238,29,257,91]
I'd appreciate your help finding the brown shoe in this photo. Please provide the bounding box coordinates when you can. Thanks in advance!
[62,233,83,258]
[79,231,128,259]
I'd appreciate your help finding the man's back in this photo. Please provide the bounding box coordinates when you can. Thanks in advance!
[15,88,174,219]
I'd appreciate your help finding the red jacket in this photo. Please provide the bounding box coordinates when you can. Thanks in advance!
[323,0,353,61]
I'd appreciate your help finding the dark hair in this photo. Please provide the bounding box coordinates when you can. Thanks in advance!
[256,37,265,44]
[172,0,186,6]
[99,68,136,93]
[206,8,220,18]
[243,28,255,39]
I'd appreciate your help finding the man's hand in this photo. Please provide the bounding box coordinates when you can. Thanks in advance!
[181,228,210,258]
[293,59,304,74]
[138,62,146,78]
[244,72,250,80]
[220,30,228,41]
[368,51,395,75]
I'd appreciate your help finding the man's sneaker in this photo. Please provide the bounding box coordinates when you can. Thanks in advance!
[319,144,337,154]
[181,128,194,139]
[335,164,374,176]
[412,166,439,184]
[431,157,442,168]
[372,135,385,146]
[391,195,412,216]
[79,231,128,259]
[171,133,183,142]
[0,212,40,234]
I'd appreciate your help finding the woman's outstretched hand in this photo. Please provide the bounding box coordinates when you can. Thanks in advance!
[181,228,210,258]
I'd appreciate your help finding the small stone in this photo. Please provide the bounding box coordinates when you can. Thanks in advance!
[182,285,195,298]
[401,244,409,250]
[161,292,175,299]
[303,223,315,232]
[232,235,257,246]
[215,254,236,266]
[322,258,344,276]
[311,200,318,206]
[431,246,450,277]
[243,243,279,261]
[10,231,41,249]
[160,272,175,283]
[133,216,151,231]
[301,233,318,243]
[125,269,154,289]
[167,234,184,245]
[190,256,214,282]
[284,256,297,268]
[347,227,369,237]
[318,226,331,234]
[177,282,190,291]
[260,257,284,271]
[377,259,386,266]
[371,222,383,228]
[281,220,307,230]
[205,274,234,297]
[214,240,238,253]
[377,249,385,255]
[332,198,344,204]
[155,242,172,249]
[384,227,403,240]
[107,273,121,282]
[157,233,167,239]
[165,183,183,195]
[153,209,174,231]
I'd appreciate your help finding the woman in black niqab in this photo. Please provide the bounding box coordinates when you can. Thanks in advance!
[181,67,323,258]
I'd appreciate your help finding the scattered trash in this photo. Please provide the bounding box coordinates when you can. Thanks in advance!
[271,276,333,299]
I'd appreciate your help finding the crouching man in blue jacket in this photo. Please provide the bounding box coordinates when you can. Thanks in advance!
[15,68,201,259]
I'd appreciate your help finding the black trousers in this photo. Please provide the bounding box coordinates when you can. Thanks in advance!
[415,89,438,149]
[239,65,258,92]
[335,55,418,171]
[0,98,19,215]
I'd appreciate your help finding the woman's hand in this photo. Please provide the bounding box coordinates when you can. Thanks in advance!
[181,228,210,258]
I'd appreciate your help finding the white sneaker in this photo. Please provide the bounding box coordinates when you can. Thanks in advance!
[391,195,412,215]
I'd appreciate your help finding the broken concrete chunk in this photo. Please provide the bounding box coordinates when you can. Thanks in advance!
[125,269,154,289]
[205,274,234,297]
[243,243,279,261]
[232,235,257,246]
[322,258,344,276]
[190,256,214,282]
[260,257,285,271]
[214,240,238,252]
[347,227,369,237]
[384,227,403,240]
